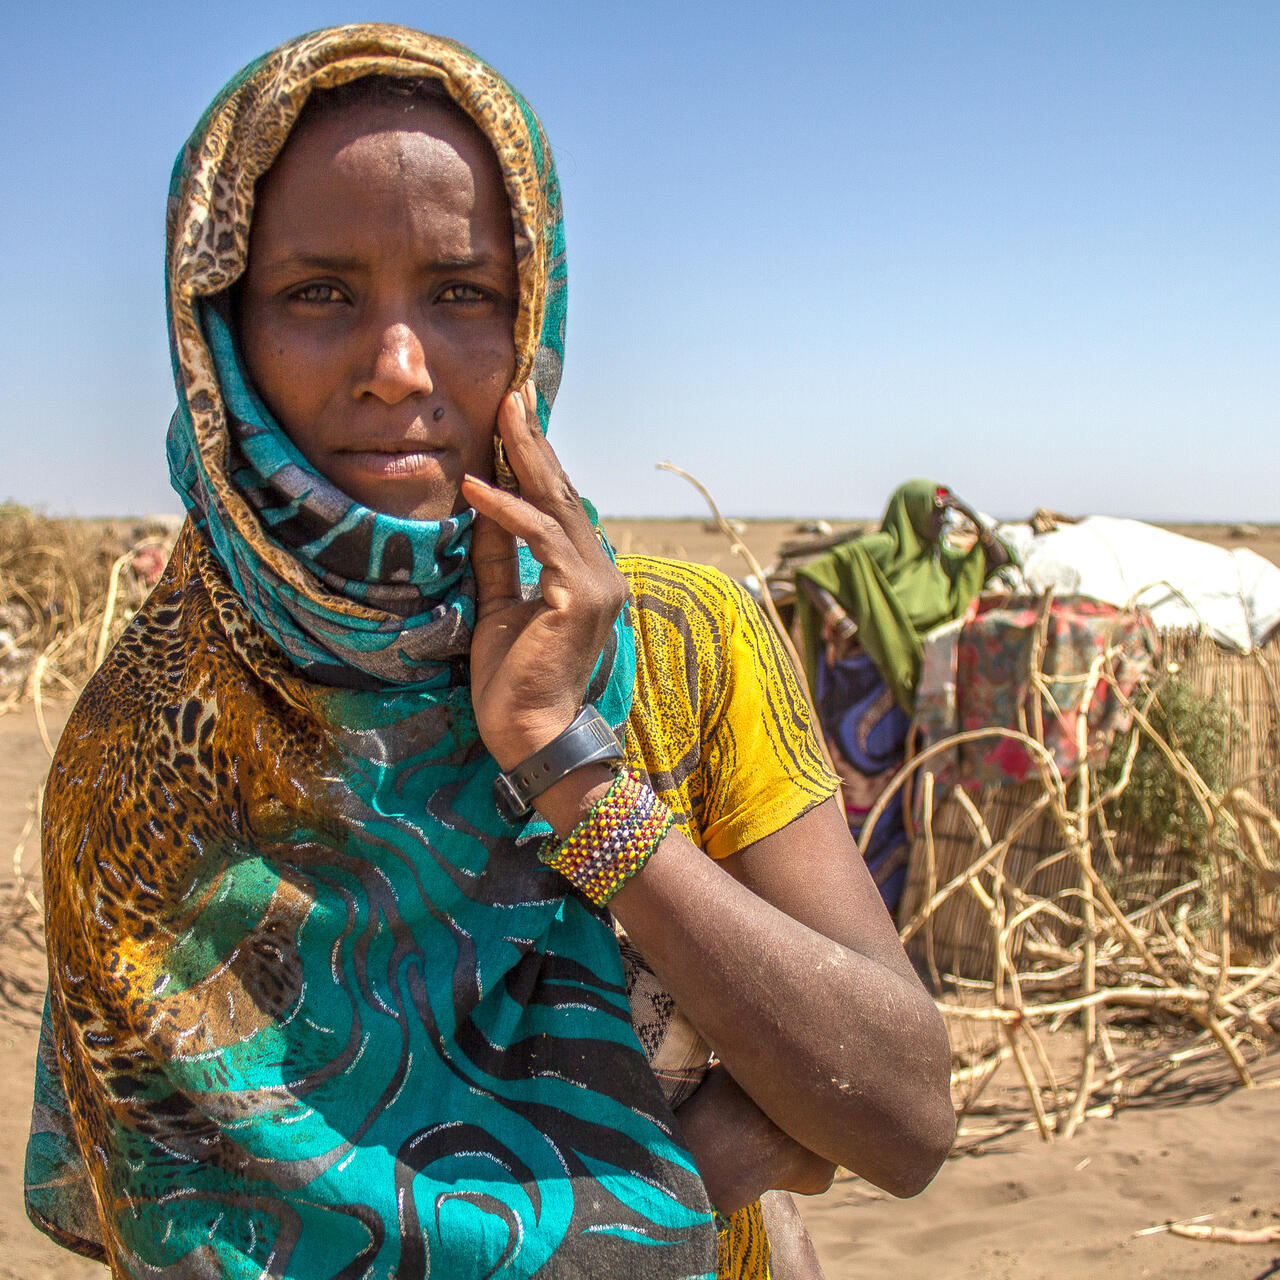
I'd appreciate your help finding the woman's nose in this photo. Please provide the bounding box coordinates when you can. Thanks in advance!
[355,322,434,404]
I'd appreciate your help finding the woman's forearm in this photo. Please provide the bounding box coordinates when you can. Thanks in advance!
[674,1064,835,1214]
[534,775,954,1197]
[612,831,954,1196]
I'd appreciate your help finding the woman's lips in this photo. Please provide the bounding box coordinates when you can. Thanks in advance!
[338,446,448,479]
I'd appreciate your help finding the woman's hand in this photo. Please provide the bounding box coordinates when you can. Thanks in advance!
[675,1064,835,1216]
[461,382,628,771]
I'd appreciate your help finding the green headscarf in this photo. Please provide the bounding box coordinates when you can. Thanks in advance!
[796,479,992,710]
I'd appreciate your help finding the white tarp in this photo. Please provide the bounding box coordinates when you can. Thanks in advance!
[995,516,1280,652]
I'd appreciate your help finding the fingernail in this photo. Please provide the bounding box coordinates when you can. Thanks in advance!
[463,472,492,489]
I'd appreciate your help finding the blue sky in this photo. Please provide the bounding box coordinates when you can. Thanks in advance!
[3,1,1276,521]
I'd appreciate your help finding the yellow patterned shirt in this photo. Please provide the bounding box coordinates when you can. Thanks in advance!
[622,555,836,851]
[618,556,839,1279]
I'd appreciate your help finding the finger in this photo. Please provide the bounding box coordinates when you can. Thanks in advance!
[464,488,522,617]
[465,470,575,574]
[466,470,626,627]
[496,388,601,559]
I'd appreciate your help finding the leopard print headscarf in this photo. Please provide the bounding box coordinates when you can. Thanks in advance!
[164,25,585,691]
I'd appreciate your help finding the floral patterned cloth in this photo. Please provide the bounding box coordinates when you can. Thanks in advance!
[914,594,1153,793]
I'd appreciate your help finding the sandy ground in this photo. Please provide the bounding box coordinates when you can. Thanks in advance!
[2,519,1278,1279]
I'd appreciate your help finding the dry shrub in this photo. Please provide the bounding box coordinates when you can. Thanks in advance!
[1101,676,1238,857]
[0,505,176,709]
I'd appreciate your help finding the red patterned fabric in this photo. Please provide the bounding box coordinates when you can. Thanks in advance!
[914,593,1154,792]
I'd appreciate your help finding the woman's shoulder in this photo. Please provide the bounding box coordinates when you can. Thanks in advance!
[617,554,757,636]
[617,554,837,858]
[618,553,789,686]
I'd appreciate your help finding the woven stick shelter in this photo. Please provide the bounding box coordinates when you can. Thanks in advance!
[898,630,1280,979]
[886,623,1280,1144]
[658,466,1280,1145]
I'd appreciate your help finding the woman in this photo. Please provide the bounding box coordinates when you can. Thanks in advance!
[794,481,1012,907]
[796,480,1012,712]
[26,26,953,1279]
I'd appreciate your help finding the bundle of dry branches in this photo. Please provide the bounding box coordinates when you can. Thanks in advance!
[0,507,176,731]
[0,511,179,985]
[876,632,1280,1148]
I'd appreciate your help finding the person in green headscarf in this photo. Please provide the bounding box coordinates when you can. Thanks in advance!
[796,480,1011,711]
[26,28,954,1279]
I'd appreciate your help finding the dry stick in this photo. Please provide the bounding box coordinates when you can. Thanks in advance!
[990,874,1060,1139]
[1100,1032,1226,1090]
[1223,948,1280,1004]
[30,652,54,758]
[950,788,1059,1138]
[953,1043,1013,1119]
[957,1098,1115,1147]
[1227,788,1280,863]
[955,769,1075,1117]
[61,559,82,634]
[1169,1223,1280,1245]
[858,723,1065,937]
[3,784,43,942]
[951,1043,1011,1087]
[1230,809,1279,887]
[1003,878,1078,934]
[22,613,100,753]
[1057,667,1259,1087]
[1000,1020,1055,1142]
[997,899,1065,1101]
[1209,845,1232,1013]
[1075,850,1254,1086]
[92,535,168,672]
[1096,1018,1120,1077]
[1062,655,1105,1139]
[1250,643,1280,725]
[654,462,839,781]
[920,771,942,991]
[1133,1213,1217,1238]
[935,985,1217,1021]
[26,611,100,693]
[865,727,1069,860]
[900,791,1056,945]
[966,877,996,914]
[1124,878,1208,929]
[44,667,78,695]
[1025,590,1054,752]
[94,548,135,670]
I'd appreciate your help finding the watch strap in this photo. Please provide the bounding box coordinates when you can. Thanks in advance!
[493,706,625,821]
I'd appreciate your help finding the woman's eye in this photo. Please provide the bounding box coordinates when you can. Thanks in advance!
[439,283,490,303]
[289,283,346,304]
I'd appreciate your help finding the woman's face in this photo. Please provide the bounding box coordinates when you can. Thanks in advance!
[238,97,519,522]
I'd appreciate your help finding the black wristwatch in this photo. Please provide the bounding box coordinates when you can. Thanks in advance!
[493,706,625,822]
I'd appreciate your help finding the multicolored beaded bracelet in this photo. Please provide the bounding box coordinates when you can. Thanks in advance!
[539,770,675,906]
